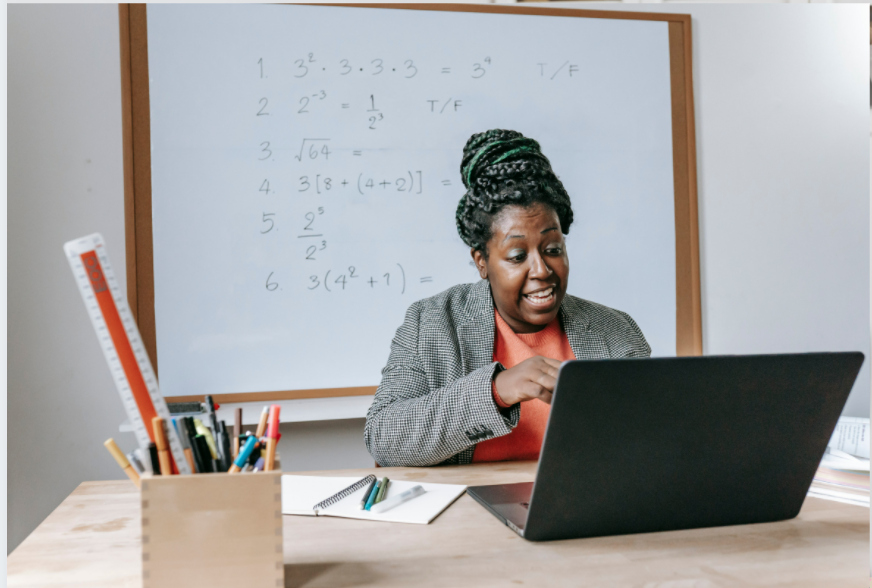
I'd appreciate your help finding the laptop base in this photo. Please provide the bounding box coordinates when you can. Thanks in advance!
[466,482,532,537]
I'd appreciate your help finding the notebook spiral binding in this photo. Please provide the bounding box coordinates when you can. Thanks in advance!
[312,474,377,513]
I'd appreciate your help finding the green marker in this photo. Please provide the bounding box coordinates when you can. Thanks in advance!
[374,477,389,504]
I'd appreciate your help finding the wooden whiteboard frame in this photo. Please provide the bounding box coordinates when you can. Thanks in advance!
[119,3,701,404]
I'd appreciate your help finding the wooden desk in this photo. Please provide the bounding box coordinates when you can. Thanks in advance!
[8,461,869,587]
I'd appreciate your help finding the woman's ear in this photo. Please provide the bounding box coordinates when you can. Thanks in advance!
[471,249,488,279]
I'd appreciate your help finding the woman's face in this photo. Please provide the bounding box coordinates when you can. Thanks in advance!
[472,202,569,334]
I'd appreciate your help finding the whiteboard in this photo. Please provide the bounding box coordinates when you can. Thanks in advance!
[147,4,677,398]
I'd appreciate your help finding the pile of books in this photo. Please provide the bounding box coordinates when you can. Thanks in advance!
[808,417,869,507]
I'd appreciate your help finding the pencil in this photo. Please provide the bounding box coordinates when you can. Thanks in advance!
[255,406,269,439]
[104,438,141,488]
[152,417,172,475]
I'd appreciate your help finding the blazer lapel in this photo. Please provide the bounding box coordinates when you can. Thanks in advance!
[457,279,496,373]
[561,298,611,360]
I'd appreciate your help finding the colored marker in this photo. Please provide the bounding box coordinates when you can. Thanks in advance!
[264,404,281,471]
[375,478,390,504]
[228,435,258,474]
[152,417,173,475]
[104,438,141,488]
[253,456,265,472]
[374,477,389,504]
[370,485,426,514]
[359,477,378,510]
[247,434,262,467]
[364,479,382,511]
[147,442,160,475]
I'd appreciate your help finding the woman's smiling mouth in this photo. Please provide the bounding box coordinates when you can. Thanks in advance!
[523,286,556,307]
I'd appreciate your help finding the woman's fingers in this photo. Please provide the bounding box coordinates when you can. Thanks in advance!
[533,371,557,393]
[540,357,563,369]
[534,359,560,381]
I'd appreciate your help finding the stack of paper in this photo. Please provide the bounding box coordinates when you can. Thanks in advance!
[808,417,870,507]
[809,466,869,507]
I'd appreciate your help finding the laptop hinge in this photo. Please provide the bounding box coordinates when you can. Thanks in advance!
[506,519,525,537]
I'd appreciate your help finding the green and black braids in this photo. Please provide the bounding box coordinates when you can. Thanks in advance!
[455,129,574,256]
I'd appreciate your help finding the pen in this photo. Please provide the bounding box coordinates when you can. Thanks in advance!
[370,485,426,514]
[193,418,218,461]
[104,438,141,488]
[152,417,173,475]
[216,421,232,472]
[255,406,269,439]
[374,477,389,504]
[173,417,196,473]
[183,417,204,473]
[228,435,258,474]
[126,451,145,474]
[204,395,224,466]
[253,456,265,472]
[233,408,242,459]
[359,477,377,510]
[264,404,280,471]
[364,479,382,511]
[193,435,214,473]
[147,442,161,475]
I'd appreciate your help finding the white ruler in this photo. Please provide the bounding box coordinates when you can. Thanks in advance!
[65,233,191,475]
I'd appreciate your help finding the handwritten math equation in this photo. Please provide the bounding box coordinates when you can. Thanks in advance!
[258,54,493,81]
[260,206,433,294]
[248,53,586,296]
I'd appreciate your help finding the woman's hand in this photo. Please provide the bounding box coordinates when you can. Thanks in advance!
[493,356,563,406]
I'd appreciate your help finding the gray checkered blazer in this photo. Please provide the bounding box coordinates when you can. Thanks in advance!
[364,279,651,467]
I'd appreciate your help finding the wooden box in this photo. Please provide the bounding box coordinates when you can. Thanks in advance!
[141,470,284,587]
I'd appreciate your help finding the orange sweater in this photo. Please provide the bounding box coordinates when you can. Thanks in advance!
[472,310,576,463]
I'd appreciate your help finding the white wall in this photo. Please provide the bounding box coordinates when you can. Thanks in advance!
[7,2,869,554]
[5,4,375,554]
[557,3,870,418]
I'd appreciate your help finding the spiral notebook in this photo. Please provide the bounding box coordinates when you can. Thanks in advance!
[281,475,467,524]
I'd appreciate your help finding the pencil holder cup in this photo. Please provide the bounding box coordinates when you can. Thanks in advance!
[140,469,284,587]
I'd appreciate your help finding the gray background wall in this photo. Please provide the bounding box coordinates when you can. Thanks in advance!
[7,3,869,554]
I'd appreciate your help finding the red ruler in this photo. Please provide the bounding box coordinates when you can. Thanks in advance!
[65,233,190,474]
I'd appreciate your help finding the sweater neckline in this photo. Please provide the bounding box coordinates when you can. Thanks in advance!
[495,309,562,348]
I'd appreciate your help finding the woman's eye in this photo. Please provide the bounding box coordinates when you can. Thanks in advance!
[546,247,563,255]
[509,253,526,262]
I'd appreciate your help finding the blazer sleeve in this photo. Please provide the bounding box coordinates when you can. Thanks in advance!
[364,301,521,467]
[616,310,652,358]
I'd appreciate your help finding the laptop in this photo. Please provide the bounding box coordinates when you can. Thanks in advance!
[467,352,864,542]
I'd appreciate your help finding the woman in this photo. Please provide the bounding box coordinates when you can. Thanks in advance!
[365,129,651,467]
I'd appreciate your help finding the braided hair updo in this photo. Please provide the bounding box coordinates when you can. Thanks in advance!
[455,129,574,256]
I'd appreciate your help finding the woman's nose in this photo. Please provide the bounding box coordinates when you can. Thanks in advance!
[528,252,552,279]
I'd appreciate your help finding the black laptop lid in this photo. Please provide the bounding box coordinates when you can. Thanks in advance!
[525,353,864,542]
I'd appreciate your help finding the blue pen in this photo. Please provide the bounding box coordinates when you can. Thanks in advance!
[228,436,258,474]
[364,479,382,511]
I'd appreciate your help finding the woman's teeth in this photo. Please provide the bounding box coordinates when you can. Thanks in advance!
[524,287,554,304]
